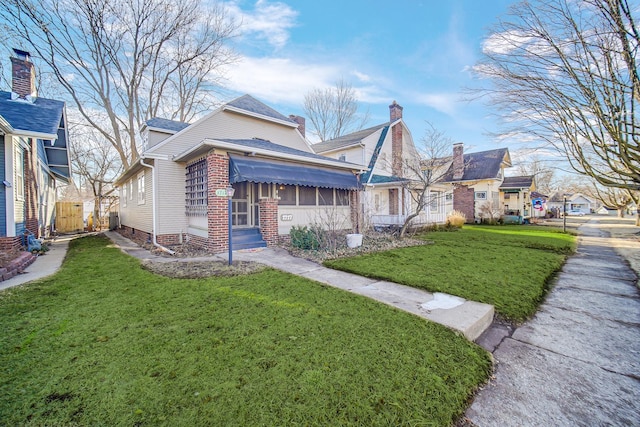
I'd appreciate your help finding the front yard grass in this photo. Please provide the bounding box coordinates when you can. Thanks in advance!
[325,225,576,322]
[0,235,491,426]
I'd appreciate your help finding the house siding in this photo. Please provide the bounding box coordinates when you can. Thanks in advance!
[0,135,5,236]
[118,168,153,234]
[155,159,188,235]
[151,110,309,158]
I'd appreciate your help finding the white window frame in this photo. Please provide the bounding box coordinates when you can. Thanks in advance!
[122,185,127,207]
[137,172,145,205]
[15,146,24,201]
[475,191,487,200]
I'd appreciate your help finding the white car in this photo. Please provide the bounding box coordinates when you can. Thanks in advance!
[564,210,586,216]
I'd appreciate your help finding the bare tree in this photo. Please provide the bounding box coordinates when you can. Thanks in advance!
[69,121,123,230]
[395,123,453,238]
[303,79,369,141]
[516,155,557,195]
[589,184,633,218]
[1,0,238,169]
[475,0,639,192]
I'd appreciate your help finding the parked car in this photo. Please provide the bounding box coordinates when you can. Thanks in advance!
[562,210,586,217]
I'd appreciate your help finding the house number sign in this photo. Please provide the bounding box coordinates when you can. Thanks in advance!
[281,214,293,221]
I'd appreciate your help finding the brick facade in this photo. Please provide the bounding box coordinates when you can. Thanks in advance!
[453,185,475,223]
[350,190,362,233]
[24,142,39,237]
[0,237,22,252]
[206,153,230,253]
[10,55,36,98]
[390,101,404,177]
[258,198,278,246]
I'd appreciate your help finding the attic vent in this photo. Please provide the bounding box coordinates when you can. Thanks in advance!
[252,137,270,142]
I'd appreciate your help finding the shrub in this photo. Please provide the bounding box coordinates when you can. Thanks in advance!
[446,210,466,228]
[290,226,321,250]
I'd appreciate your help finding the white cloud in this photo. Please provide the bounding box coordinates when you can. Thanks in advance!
[223,0,298,49]
[414,92,458,116]
[224,56,337,104]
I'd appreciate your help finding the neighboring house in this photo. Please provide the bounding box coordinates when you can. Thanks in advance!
[0,49,71,251]
[115,94,364,253]
[500,175,537,219]
[313,101,453,227]
[440,144,511,222]
[547,192,594,215]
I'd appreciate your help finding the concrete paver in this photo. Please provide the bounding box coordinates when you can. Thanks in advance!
[466,219,640,426]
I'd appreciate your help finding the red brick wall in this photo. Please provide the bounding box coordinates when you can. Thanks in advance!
[206,153,229,253]
[453,185,475,223]
[389,101,404,177]
[118,226,151,246]
[157,233,184,246]
[0,237,22,252]
[11,56,36,98]
[258,198,278,246]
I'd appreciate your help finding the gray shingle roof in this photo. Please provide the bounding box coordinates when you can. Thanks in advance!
[441,148,509,182]
[217,138,359,165]
[226,94,295,124]
[0,91,64,135]
[500,175,534,189]
[312,123,389,153]
[146,117,190,133]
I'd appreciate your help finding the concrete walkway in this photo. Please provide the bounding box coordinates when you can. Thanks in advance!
[0,235,72,292]
[466,220,640,426]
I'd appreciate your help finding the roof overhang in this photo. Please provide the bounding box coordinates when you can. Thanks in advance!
[173,139,365,172]
[11,128,58,139]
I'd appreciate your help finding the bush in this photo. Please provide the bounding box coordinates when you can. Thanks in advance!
[290,226,321,250]
[446,210,466,228]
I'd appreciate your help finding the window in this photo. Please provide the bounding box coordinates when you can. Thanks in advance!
[430,191,440,213]
[122,185,127,207]
[137,172,145,204]
[299,186,316,205]
[185,159,207,216]
[475,191,487,200]
[128,180,133,201]
[336,189,350,206]
[504,194,510,200]
[318,188,334,205]
[338,153,346,162]
[15,147,24,200]
[445,193,453,202]
[278,185,296,205]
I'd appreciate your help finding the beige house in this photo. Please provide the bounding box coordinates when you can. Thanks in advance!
[115,95,364,253]
[313,101,453,229]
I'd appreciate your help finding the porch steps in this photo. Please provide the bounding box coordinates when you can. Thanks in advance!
[231,228,267,250]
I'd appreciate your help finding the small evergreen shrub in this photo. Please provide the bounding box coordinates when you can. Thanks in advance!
[290,226,321,250]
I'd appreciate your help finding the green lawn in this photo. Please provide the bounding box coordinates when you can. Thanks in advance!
[0,235,491,426]
[325,225,576,322]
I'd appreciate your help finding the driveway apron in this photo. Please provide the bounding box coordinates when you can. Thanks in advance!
[466,221,640,426]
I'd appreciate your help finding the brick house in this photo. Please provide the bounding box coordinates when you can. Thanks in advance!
[0,49,71,252]
[115,95,364,253]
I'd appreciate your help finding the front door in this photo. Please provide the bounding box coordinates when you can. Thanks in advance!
[231,182,259,227]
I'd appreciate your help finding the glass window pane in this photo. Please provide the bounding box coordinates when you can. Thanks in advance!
[318,188,334,206]
[299,186,316,205]
[278,185,296,205]
[336,189,350,206]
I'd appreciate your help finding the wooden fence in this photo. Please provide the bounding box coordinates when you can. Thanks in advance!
[55,201,84,233]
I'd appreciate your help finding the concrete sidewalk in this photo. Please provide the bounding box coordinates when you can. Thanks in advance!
[466,220,640,426]
[222,246,494,341]
[104,231,494,341]
[0,235,72,292]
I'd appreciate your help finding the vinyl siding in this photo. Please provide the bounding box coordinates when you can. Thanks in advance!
[155,159,188,235]
[119,166,153,233]
[150,110,309,158]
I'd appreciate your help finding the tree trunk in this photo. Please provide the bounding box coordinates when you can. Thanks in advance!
[635,212,640,227]
[399,213,420,239]
[618,208,625,218]
[93,197,101,231]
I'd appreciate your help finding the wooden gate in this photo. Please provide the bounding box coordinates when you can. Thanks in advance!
[55,202,84,233]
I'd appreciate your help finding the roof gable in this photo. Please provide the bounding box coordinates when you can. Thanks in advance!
[442,148,510,182]
[225,94,295,125]
[500,175,534,189]
[312,122,389,153]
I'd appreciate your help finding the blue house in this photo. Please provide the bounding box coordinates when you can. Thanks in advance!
[0,49,71,251]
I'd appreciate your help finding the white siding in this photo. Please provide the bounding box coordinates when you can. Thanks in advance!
[119,166,153,233]
[277,206,352,235]
[155,159,189,235]
[150,110,310,158]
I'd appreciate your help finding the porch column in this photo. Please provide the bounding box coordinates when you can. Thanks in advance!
[258,198,278,246]
[349,190,362,233]
[206,152,229,253]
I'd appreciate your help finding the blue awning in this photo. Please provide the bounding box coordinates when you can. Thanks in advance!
[229,155,359,190]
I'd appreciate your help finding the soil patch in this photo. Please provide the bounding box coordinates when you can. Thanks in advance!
[141,259,266,279]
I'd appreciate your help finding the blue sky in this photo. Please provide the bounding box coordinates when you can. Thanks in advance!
[220,0,515,152]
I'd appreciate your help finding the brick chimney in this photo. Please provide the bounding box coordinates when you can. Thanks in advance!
[389,101,403,176]
[452,143,464,180]
[11,49,36,99]
[289,115,305,138]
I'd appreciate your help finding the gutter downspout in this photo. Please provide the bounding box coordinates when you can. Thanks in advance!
[140,157,175,255]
